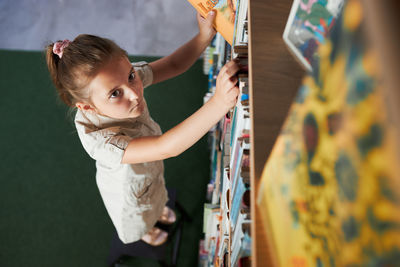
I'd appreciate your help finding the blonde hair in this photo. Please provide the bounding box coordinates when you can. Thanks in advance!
[45,34,127,107]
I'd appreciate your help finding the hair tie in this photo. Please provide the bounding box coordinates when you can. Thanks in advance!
[53,39,70,59]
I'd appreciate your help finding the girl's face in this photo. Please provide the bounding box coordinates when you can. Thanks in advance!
[81,56,145,119]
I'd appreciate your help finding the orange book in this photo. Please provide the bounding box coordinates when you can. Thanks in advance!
[187,0,237,45]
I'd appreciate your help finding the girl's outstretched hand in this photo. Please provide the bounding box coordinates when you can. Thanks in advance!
[197,11,217,42]
[212,60,240,111]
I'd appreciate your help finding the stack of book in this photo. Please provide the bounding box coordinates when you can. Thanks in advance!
[193,0,250,266]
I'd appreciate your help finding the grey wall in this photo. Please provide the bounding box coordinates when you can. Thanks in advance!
[0,0,198,56]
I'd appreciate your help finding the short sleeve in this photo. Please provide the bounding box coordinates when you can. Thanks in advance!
[132,61,153,88]
[75,123,132,165]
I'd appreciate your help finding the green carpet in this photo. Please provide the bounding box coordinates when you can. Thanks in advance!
[0,50,210,267]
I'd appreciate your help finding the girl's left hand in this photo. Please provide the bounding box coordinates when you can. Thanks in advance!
[197,11,217,43]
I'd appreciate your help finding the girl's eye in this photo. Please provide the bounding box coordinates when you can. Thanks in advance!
[110,89,122,98]
[129,72,135,82]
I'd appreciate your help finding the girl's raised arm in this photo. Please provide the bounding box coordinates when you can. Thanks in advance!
[121,60,239,164]
[149,12,216,85]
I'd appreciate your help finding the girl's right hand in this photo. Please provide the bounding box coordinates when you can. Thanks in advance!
[212,60,240,111]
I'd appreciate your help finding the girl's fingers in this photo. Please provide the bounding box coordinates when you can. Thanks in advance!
[219,70,239,87]
[221,76,238,91]
[229,75,238,85]
[227,86,240,100]
[219,60,239,77]
[230,86,240,96]
[225,62,240,77]
[215,61,241,108]
[206,10,216,23]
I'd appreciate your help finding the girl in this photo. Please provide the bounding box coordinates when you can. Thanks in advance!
[45,12,239,246]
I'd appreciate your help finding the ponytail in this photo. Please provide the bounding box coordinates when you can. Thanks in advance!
[45,43,74,106]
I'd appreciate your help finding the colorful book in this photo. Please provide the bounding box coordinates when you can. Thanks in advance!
[217,235,230,265]
[232,0,249,48]
[203,203,220,253]
[187,0,237,44]
[231,212,251,266]
[258,1,400,265]
[220,168,231,236]
[283,0,344,72]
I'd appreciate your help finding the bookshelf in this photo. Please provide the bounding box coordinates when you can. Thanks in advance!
[248,0,303,266]
[199,0,304,266]
[200,1,400,266]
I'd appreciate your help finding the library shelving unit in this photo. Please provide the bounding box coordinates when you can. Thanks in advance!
[247,0,304,266]
[200,0,305,266]
[202,1,400,266]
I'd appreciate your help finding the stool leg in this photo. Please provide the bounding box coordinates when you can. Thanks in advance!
[171,219,183,266]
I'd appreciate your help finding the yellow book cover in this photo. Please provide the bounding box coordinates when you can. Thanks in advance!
[257,1,400,266]
[187,0,236,45]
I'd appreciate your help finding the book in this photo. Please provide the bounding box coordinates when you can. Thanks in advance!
[187,0,237,44]
[230,178,249,229]
[233,0,249,48]
[217,235,230,266]
[203,203,220,251]
[232,44,248,56]
[231,212,251,266]
[220,168,231,236]
[229,103,250,169]
[230,139,249,194]
[198,239,209,267]
[211,150,222,204]
[283,0,344,72]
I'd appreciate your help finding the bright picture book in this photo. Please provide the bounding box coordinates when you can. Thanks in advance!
[187,0,236,45]
[258,1,400,265]
[283,0,344,72]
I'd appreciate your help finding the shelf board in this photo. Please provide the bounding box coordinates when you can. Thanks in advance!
[248,0,304,266]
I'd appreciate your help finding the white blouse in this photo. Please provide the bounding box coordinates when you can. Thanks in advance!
[74,61,168,244]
